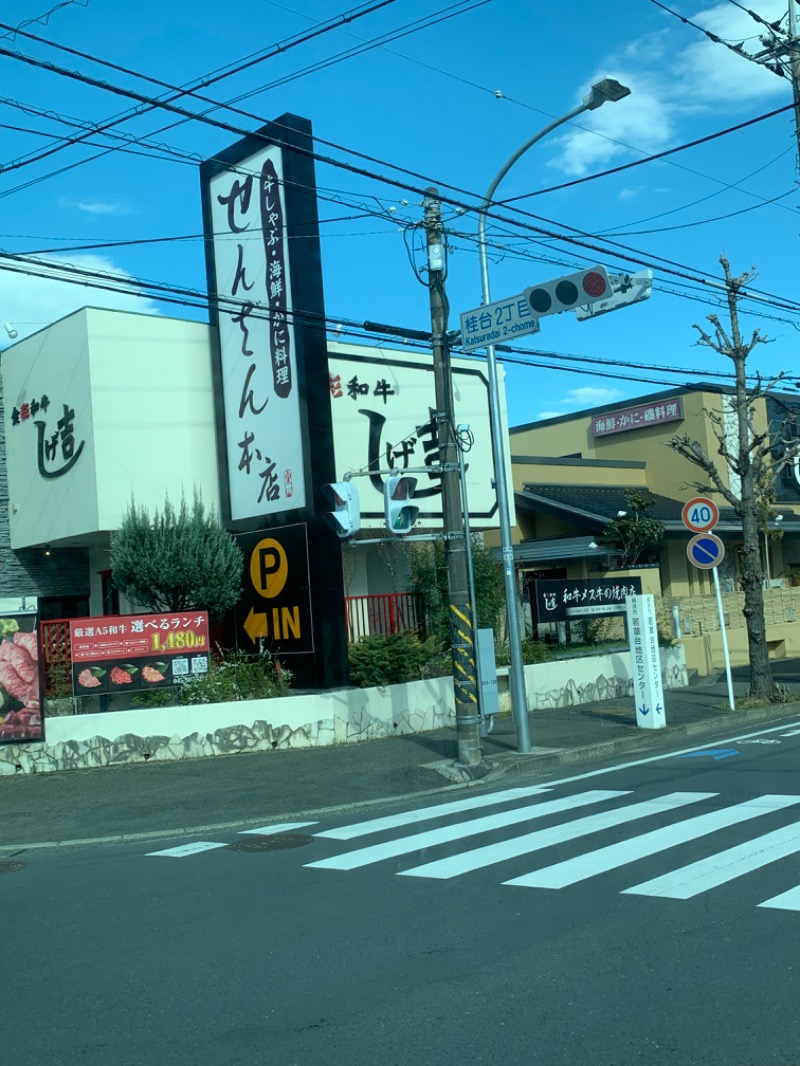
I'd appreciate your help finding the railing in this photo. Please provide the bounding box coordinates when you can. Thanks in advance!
[344,593,423,644]
[40,618,72,697]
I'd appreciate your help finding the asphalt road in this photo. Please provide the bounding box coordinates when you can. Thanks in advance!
[6,715,800,1066]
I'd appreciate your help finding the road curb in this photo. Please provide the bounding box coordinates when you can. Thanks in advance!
[3,702,799,856]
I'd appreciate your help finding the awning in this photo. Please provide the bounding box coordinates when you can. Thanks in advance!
[491,536,622,566]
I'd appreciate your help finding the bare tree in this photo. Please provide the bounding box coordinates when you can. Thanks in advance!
[668,256,796,701]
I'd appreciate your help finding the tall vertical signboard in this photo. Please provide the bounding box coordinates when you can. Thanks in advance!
[200,114,347,688]
[625,594,666,730]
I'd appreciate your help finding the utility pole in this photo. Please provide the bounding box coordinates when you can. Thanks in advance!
[697,2,800,173]
[423,187,482,769]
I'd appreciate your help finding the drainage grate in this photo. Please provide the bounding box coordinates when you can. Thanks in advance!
[0,861,26,874]
[227,834,314,853]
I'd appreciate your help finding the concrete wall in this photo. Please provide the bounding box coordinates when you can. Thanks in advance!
[0,645,688,774]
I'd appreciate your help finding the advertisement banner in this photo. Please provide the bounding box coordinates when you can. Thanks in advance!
[0,611,43,744]
[535,577,642,623]
[70,611,210,695]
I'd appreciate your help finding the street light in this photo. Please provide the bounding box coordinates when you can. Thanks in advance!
[477,78,631,754]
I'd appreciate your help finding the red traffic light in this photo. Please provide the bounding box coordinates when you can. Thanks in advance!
[582,271,607,298]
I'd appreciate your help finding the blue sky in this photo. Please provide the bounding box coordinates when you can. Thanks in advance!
[2,0,799,427]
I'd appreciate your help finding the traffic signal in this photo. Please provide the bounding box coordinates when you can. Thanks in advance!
[321,481,360,538]
[525,266,611,319]
[574,270,653,321]
[383,474,419,534]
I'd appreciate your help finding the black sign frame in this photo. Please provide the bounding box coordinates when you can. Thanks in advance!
[200,115,347,689]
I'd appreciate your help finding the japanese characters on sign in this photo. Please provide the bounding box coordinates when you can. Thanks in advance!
[625,594,666,730]
[459,294,540,353]
[327,349,502,526]
[69,611,210,694]
[206,143,305,521]
[535,577,642,623]
[10,393,86,479]
[592,398,684,437]
[0,612,43,745]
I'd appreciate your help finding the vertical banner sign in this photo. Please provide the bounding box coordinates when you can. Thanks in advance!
[625,594,666,730]
[200,114,347,689]
[204,136,303,520]
[0,612,43,744]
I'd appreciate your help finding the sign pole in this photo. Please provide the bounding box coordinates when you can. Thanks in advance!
[712,566,736,710]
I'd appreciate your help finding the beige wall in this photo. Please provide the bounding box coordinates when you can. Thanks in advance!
[510,389,757,504]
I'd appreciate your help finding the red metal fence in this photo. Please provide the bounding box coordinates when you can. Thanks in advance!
[344,593,423,644]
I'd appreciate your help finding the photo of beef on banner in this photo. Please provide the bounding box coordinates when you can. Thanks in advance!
[0,615,43,743]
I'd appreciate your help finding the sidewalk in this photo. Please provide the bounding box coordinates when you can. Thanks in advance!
[3,666,800,851]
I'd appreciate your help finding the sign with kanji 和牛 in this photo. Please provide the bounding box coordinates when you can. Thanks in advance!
[69,611,210,695]
[535,577,642,623]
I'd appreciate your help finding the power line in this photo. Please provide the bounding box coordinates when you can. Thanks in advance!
[4,33,800,318]
[0,0,404,171]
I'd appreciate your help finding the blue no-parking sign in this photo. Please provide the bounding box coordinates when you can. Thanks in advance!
[687,532,725,570]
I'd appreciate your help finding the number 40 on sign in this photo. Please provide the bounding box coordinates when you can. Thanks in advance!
[681,495,719,534]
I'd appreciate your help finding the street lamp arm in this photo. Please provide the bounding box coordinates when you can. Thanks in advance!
[478,101,589,305]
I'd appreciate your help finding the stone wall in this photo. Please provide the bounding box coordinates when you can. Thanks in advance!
[0,645,690,775]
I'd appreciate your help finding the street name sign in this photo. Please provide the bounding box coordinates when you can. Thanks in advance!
[687,532,725,570]
[682,496,719,534]
[459,293,540,353]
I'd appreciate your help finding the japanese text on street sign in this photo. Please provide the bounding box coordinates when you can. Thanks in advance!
[460,294,540,353]
[626,593,666,731]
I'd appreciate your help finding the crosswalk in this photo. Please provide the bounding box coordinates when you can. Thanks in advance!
[304,787,800,912]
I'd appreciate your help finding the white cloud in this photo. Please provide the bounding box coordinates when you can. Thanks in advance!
[58,197,135,216]
[566,386,621,405]
[537,386,622,420]
[549,1,789,176]
[1,254,159,342]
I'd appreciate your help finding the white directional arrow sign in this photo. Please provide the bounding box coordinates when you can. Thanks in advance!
[574,269,653,321]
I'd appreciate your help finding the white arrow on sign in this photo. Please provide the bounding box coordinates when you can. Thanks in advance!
[574,270,653,321]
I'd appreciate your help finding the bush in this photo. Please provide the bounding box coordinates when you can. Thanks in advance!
[179,651,287,705]
[494,638,553,667]
[348,631,450,688]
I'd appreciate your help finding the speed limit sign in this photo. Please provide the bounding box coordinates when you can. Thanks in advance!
[681,496,719,534]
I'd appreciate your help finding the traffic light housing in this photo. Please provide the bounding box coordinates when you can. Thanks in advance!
[384,474,419,534]
[321,481,360,538]
[525,266,611,319]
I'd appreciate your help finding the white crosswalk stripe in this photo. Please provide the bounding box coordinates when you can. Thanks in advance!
[314,785,552,841]
[305,789,628,871]
[759,885,800,911]
[398,792,712,881]
[505,795,800,890]
[623,822,800,899]
[307,788,800,912]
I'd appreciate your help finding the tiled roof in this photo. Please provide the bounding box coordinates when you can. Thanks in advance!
[517,483,800,530]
